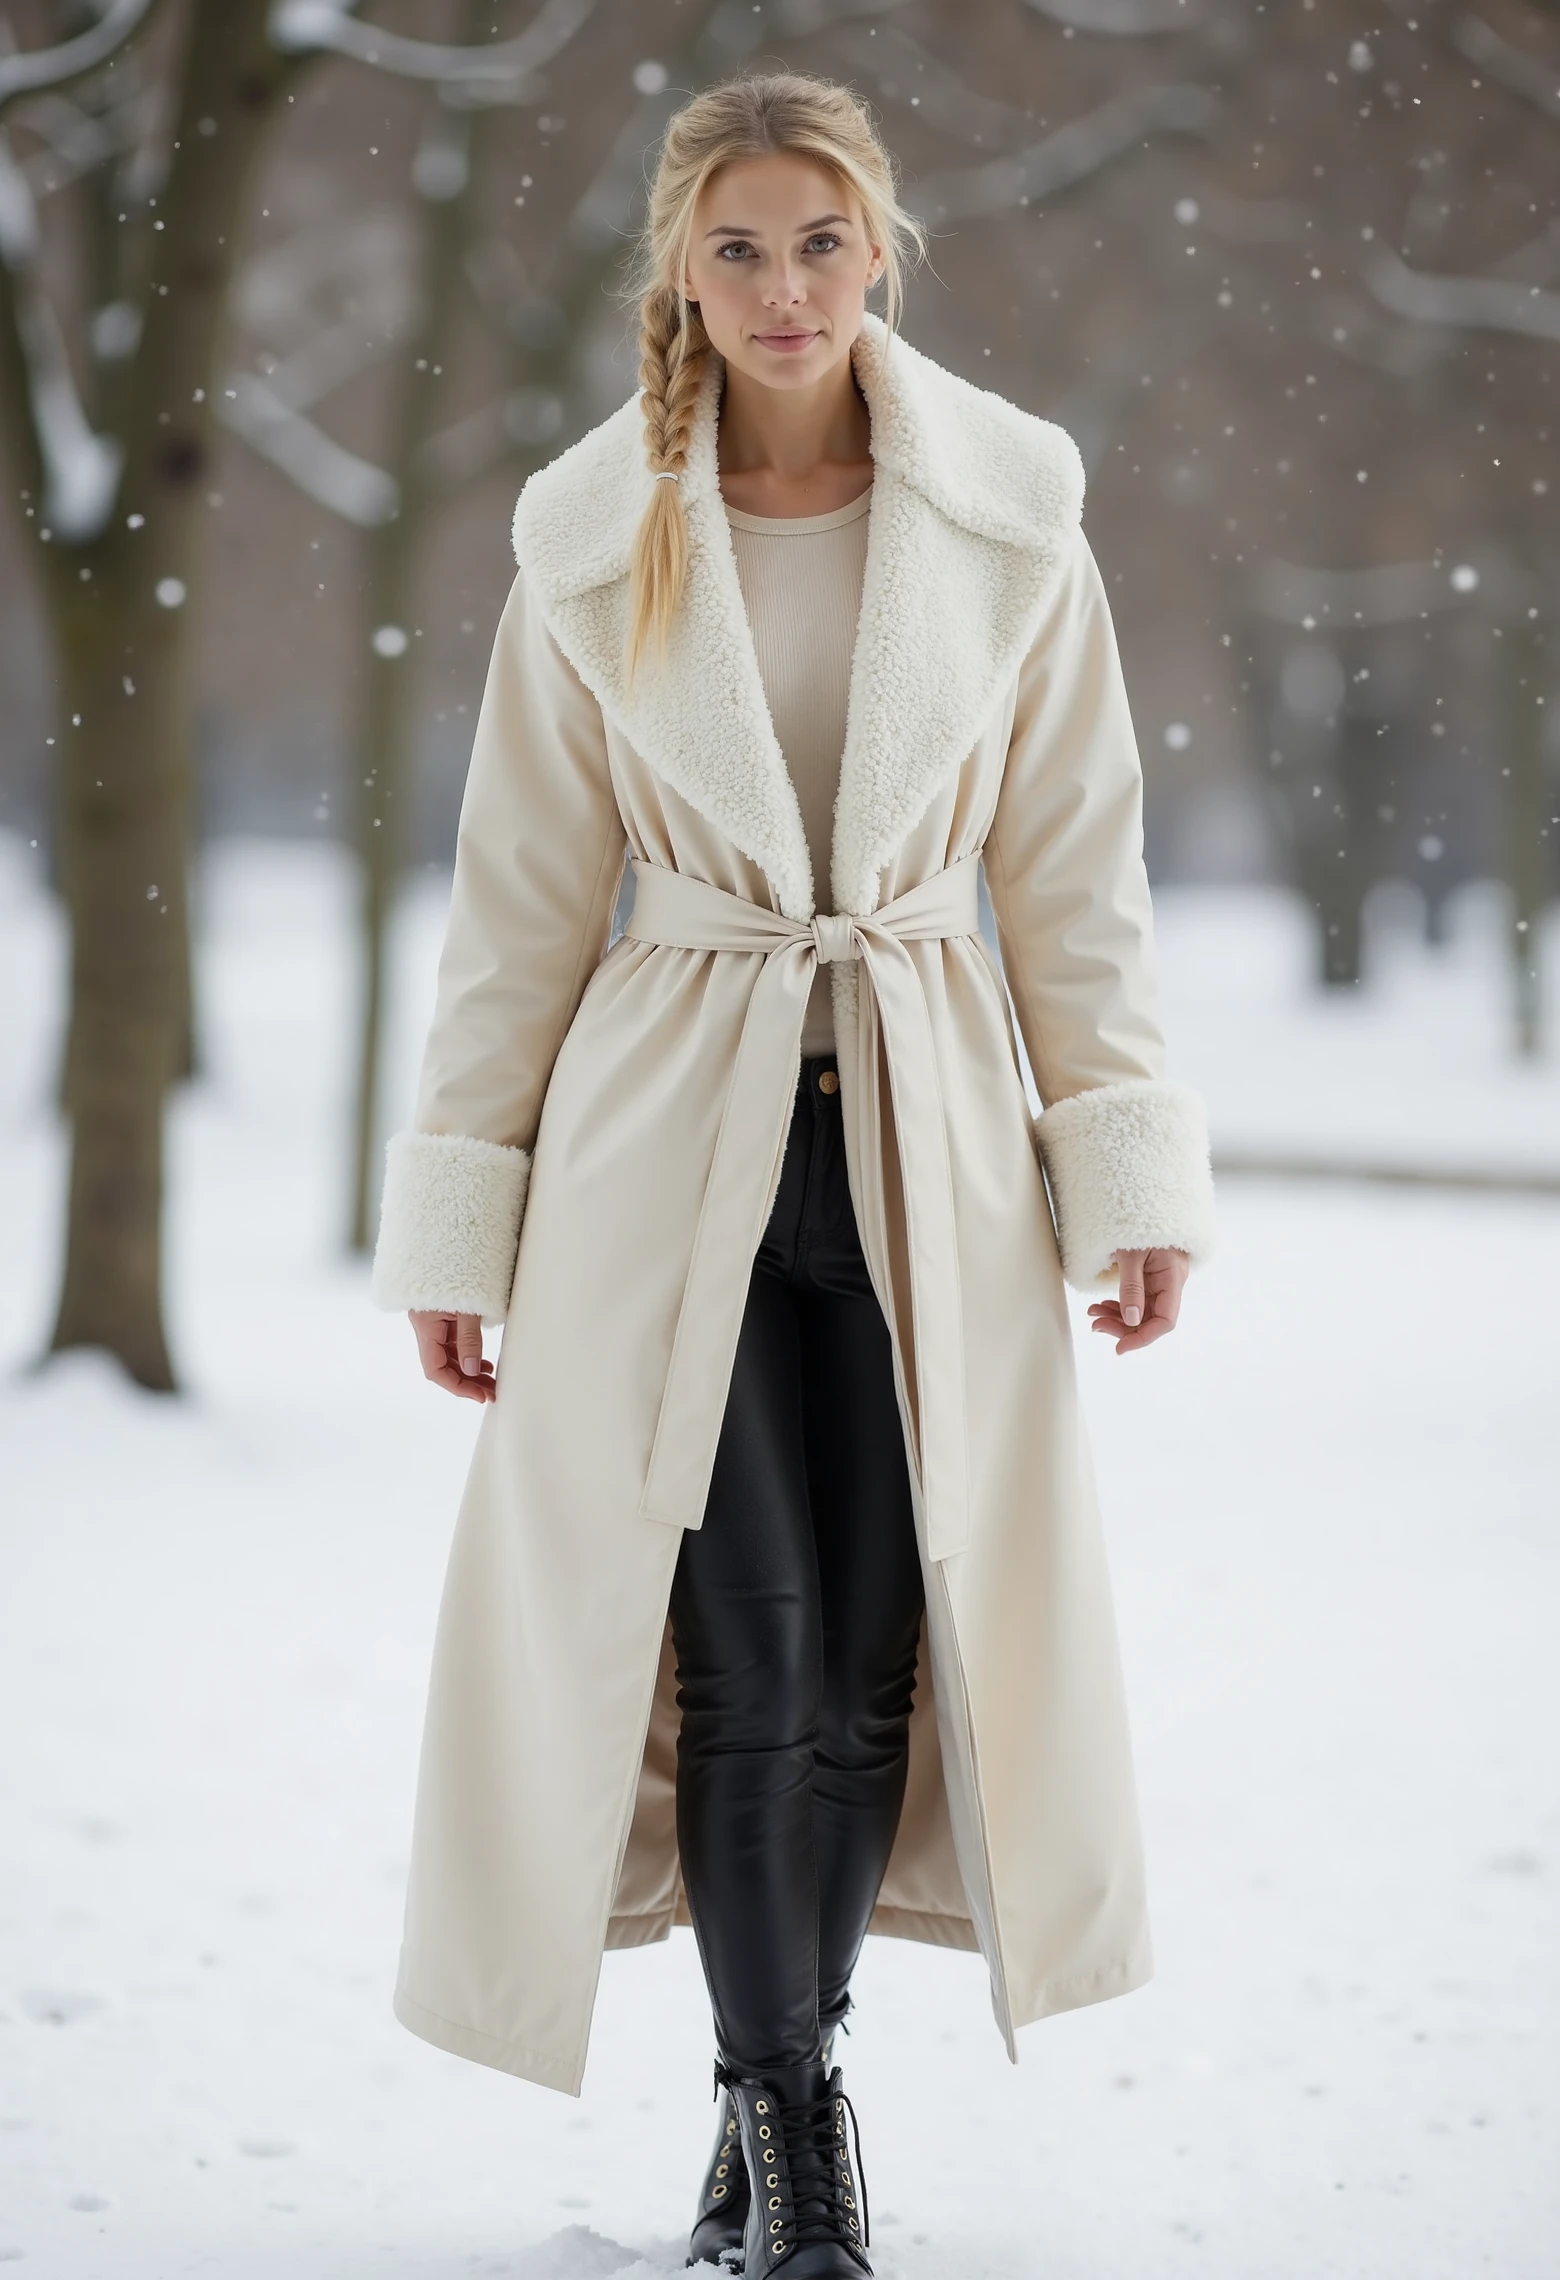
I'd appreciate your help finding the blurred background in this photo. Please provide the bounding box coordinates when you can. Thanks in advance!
[1,4,1557,2277]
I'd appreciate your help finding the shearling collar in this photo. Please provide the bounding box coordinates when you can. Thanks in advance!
[512,311,1084,918]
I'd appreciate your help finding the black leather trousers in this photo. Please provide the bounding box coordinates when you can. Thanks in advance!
[668,1053,926,2078]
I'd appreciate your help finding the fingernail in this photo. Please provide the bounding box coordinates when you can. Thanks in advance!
[461,1356,479,1375]
[1123,1305,1141,1327]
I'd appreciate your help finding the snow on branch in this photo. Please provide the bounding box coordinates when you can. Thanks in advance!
[0,132,120,535]
[15,89,119,190]
[753,0,906,33]
[1250,554,1494,630]
[835,24,1034,148]
[699,0,904,50]
[1020,0,1207,35]
[909,82,1218,223]
[216,374,397,526]
[412,384,563,494]
[0,0,155,119]
[12,76,159,204]
[1366,245,1560,346]
[1452,13,1560,125]
[218,204,417,524]
[0,121,37,259]
[230,206,415,357]
[269,0,597,97]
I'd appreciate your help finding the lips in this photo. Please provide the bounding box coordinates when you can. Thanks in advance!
[753,329,818,352]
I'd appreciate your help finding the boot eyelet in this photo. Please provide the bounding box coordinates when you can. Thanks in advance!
[715,2164,728,2177]
[770,2218,784,2233]
[768,2196,781,2210]
[712,2184,726,2199]
[848,2218,859,2231]
[766,2174,778,2188]
[755,2100,769,2115]
[771,2246,786,2258]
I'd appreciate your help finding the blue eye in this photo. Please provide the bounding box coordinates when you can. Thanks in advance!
[804,233,842,254]
[716,240,755,260]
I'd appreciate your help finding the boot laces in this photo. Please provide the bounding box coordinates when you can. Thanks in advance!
[717,2064,870,2256]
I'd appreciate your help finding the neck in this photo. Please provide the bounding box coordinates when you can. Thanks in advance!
[715,345,871,483]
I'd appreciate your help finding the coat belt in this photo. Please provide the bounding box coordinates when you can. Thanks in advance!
[623,851,981,1563]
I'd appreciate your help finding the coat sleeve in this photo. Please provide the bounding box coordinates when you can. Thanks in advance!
[982,522,1217,1292]
[370,563,627,1324]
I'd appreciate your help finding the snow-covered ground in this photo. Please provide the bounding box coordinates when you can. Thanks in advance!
[2,832,1557,2280]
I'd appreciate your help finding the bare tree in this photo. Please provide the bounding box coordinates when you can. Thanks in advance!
[226,0,746,1251]
[0,0,302,1388]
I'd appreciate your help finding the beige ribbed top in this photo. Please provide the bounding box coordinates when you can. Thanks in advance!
[725,484,872,1056]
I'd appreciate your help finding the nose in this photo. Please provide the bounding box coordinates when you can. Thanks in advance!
[762,258,806,309]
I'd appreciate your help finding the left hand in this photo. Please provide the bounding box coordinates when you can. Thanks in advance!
[1087,1247,1190,1355]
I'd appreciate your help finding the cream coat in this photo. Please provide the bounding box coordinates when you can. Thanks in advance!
[371,313,1217,2097]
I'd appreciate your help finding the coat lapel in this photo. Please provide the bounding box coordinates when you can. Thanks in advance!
[511,312,1085,922]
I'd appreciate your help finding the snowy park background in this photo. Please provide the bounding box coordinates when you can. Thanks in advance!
[3,829,1558,2280]
[4,1,1560,2275]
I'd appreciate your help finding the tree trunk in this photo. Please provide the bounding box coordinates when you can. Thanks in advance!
[348,80,489,1256]
[47,0,292,1386]
[49,565,191,1388]
[1501,615,1547,1058]
[349,499,424,1256]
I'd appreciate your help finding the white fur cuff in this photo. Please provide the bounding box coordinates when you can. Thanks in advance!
[371,1130,532,1326]
[1033,1079,1216,1291]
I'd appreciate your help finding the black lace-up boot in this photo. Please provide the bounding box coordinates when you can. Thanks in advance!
[686,2018,850,2271]
[687,2080,746,2269]
[720,2058,870,2279]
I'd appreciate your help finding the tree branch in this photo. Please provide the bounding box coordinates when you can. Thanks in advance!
[833,24,1036,148]
[1019,0,1209,35]
[219,202,416,521]
[773,0,906,28]
[0,0,158,121]
[1365,245,1560,345]
[908,81,1219,223]
[411,383,564,492]
[216,372,397,524]
[1249,553,1522,629]
[1452,12,1560,124]
[0,130,120,536]
[0,157,45,506]
[268,0,598,96]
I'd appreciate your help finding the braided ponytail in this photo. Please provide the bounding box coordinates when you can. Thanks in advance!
[626,284,711,676]
[623,73,923,680]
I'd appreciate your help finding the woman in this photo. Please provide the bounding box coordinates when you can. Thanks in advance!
[372,72,1216,2279]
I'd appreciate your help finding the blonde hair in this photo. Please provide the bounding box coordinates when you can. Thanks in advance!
[624,73,925,677]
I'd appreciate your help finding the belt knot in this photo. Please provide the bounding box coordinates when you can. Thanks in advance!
[809,912,858,965]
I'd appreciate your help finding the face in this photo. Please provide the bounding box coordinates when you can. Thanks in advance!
[683,152,885,393]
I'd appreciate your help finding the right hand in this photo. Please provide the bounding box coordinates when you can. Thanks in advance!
[409,1310,497,1403]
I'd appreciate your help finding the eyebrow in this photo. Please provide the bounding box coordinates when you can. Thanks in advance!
[703,213,854,238]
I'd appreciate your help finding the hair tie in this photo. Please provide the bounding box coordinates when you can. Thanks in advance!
[653,470,680,483]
